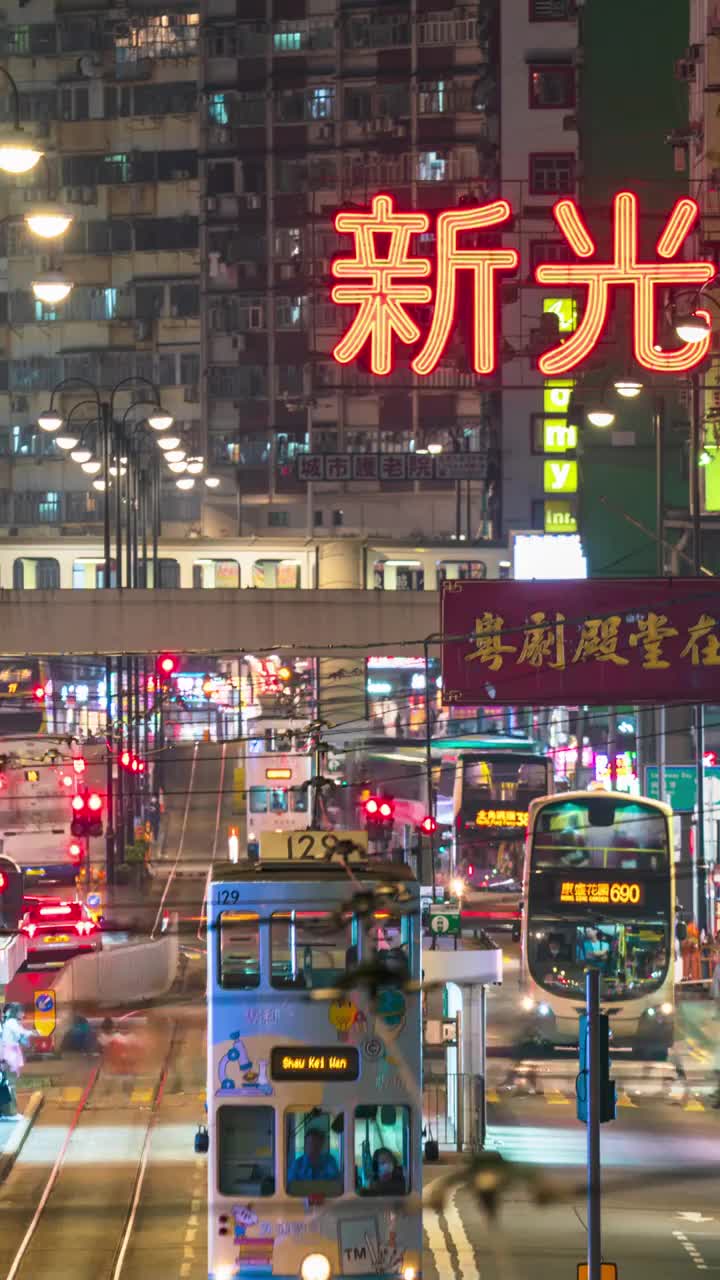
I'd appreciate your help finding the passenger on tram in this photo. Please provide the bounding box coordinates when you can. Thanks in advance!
[367,1148,406,1196]
[288,1128,340,1183]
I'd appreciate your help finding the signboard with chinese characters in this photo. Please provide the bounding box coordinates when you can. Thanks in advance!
[296,453,487,482]
[556,879,645,908]
[331,192,715,377]
[475,808,529,829]
[441,578,720,706]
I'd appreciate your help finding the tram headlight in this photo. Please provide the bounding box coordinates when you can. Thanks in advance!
[300,1254,332,1280]
[660,1001,673,1017]
[521,995,536,1013]
[537,1002,551,1018]
[403,1268,417,1280]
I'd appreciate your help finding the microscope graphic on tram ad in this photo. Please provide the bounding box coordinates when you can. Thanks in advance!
[216,1031,273,1096]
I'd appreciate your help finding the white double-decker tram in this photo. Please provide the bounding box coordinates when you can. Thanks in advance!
[206,852,422,1280]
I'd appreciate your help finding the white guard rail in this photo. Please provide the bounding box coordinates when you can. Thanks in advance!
[0,932,28,985]
[53,920,179,1008]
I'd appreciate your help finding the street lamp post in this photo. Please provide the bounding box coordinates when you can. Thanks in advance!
[41,375,173,882]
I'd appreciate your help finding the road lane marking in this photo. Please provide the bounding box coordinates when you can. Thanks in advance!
[674,1229,709,1271]
[547,1090,570,1105]
[131,1088,154,1104]
[683,1098,705,1111]
[61,1086,83,1103]
[617,1091,637,1108]
[443,1187,480,1280]
[486,1088,500,1103]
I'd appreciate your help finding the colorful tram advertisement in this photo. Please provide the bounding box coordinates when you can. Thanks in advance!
[207,858,421,1280]
[520,790,674,1057]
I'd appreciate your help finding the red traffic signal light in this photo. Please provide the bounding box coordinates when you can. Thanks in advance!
[71,794,85,815]
[68,840,83,862]
[120,750,132,770]
[71,792,103,838]
[158,654,177,677]
[33,685,45,702]
[87,792,102,813]
[364,795,394,824]
[277,665,292,682]
[420,815,437,835]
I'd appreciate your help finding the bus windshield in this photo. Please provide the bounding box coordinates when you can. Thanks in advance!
[527,795,671,1000]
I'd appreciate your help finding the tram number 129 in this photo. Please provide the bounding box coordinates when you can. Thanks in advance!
[259,830,369,862]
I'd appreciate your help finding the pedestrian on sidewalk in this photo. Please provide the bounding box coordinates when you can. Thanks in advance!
[0,1003,33,1119]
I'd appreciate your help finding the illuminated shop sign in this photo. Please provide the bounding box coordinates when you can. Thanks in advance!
[331,192,714,376]
[556,880,644,908]
[270,1047,360,1081]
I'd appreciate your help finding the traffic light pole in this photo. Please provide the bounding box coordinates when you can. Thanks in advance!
[586,967,601,1280]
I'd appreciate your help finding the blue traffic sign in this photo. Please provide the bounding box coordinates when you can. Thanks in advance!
[35,993,54,1013]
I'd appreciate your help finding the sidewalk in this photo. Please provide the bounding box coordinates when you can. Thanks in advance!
[0,1089,43,1180]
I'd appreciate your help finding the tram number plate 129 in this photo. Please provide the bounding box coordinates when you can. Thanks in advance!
[259,830,369,862]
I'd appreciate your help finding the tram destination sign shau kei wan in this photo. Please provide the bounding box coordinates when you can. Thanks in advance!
[441,579,720,707]
[270,1047,360,1082]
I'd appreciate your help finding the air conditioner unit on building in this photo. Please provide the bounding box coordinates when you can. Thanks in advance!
[184,385,199,402]
[675,58,696,82]
[687,43,703,61]
[562,113,578,131]
[245,194,262,210]
[206,196,218,213]
[81,186,97,204]
[11,396,28,412]
[135,319,152,340]
[231,335,246,351]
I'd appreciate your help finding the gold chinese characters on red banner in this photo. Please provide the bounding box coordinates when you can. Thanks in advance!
[441,579,720,706]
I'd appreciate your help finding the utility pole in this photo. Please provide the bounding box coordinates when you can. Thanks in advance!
[586,968,601,1280]
[690,372,707,932]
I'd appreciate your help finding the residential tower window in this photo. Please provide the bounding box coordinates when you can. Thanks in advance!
[529,153,575,195]
[529,65,575,108]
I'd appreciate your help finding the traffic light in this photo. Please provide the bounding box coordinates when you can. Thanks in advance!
[33,685,45,702]
[576,1012,616,1124]
[158,654,177,677]
[119,750,132,770]
[68,840,83,863]
[364,795,394,825]
[420,815,437,835]
[71,792,104,838]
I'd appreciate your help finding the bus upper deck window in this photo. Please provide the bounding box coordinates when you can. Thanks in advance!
[218,1105,274,1196]
[271,911,353,989]
[355,1104,410,1196]
[220,912,260,989]
[286,1109,344,1198]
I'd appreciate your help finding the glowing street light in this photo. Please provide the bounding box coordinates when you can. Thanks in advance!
[31,270,73,304]
[0,128,43,174]
[25,203,73,240]
[147,409,174,431]
[37,409,63,433]
[176,476,195,490]
[157,435,181,451]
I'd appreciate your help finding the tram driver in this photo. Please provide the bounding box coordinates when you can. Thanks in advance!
[288,1127,340,1186]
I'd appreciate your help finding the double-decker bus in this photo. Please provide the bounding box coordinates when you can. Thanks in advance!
[0,659,49,734]
[245,721,312,856]
[206,856,421,1280]
[520,789,674,1057]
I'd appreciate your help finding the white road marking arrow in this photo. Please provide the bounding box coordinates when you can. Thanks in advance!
[677,1211,715,1223]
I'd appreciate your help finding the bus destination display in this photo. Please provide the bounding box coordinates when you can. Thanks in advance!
[555,879,645,908]
[270,1046,360,1082]
[475,808,529,829]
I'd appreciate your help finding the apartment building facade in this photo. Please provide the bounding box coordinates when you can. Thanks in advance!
[0,0,583,547]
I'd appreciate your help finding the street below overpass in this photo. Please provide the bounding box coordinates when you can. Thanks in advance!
[0,746,717,1279]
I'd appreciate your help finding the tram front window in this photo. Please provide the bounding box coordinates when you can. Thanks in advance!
[218,1105,274,1196]
[219,912,260,989]
[286,1109,343,1197]
[271,911,354,989]
[355,1104,410,1196]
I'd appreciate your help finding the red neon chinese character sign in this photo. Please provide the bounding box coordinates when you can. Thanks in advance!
[332,194,431,376]
[535,191,715,375]
[331,191,715,377]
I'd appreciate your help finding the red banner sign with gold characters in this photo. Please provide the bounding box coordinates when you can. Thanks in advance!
[441,578,720,706]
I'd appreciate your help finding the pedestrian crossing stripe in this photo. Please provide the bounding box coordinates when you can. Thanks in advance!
[547,1090,570,1105]
[683,1097,705,1111]
[617,1091,637,1108]
[61,1086,83,1103]
[486,1089,500,1104]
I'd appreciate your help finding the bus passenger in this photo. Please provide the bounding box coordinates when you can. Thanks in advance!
[288,1128,340,1183]
[368,1148,406,1196]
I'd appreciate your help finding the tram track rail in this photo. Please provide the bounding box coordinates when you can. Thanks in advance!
[2,1021,180,1280]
